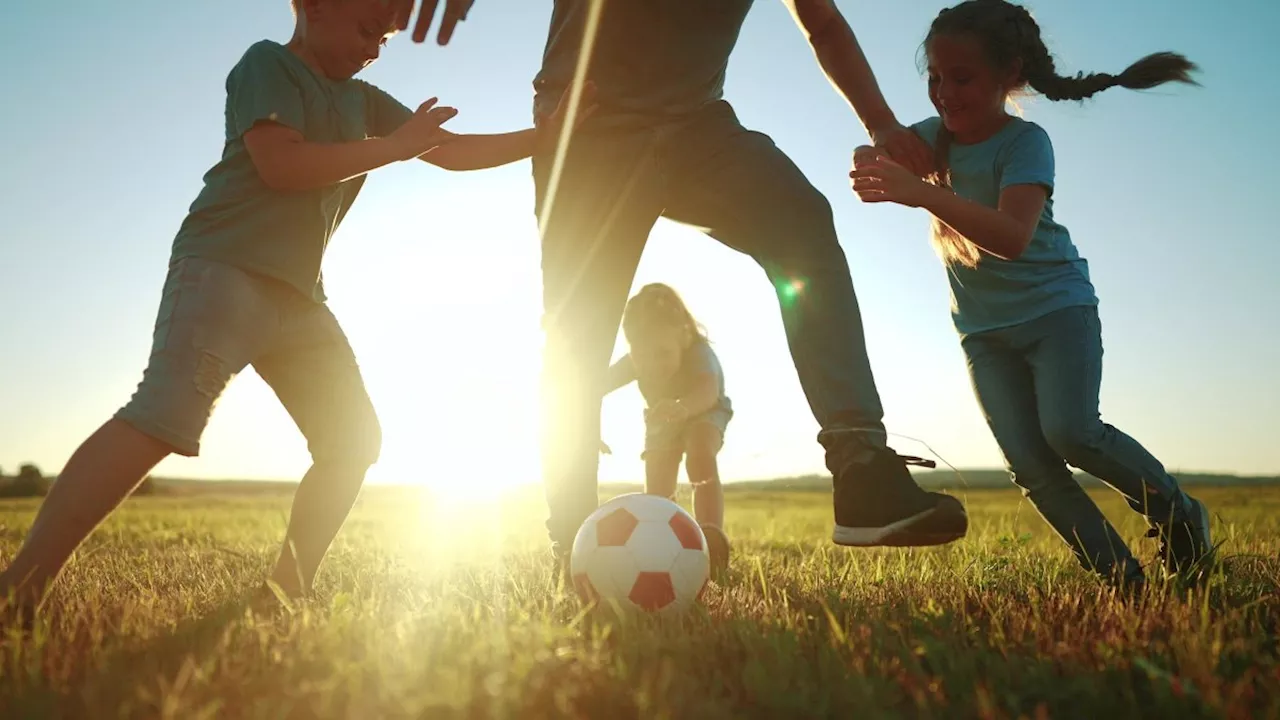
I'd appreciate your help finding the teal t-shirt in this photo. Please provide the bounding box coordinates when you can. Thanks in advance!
[172,40,413,302]
[909,116,1097,335]
[533,0,754,123]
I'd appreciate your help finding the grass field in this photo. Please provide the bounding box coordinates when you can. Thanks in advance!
[0,483,1277,719]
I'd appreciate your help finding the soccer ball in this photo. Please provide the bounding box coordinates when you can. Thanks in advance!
[569,493,710,613]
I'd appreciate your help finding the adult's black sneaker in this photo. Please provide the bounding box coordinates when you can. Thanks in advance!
[831,448,967,547]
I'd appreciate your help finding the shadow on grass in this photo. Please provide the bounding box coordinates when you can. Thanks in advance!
[1,590,271,719]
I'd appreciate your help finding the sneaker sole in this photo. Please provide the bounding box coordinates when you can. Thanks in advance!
[1190,498,1212,552]
[832,496,968,548]
[1183,497,1213,571]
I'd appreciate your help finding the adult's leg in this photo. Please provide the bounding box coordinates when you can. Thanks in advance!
[254,298,382,598]
[659,102,966,547]
[0,258,268,610]
[534,126,665,554]
[963,330,1141,582]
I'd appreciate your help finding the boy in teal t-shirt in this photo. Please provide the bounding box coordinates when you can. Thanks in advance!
[0,0,584,622]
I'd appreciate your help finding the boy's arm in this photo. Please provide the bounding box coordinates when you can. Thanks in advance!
[244,125,413,192]
[419,129,538,171]
[232,48,454,192]
[783,0,933,177]
[415,82,596,172]
[362,82,540,172]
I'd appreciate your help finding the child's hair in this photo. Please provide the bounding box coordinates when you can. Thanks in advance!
[621,284,707,347]
[922,0,1199,268]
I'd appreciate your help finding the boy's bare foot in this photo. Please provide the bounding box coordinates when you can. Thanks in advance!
[701,524,731,581]
[247,582,296,619]
[0,583,41,637]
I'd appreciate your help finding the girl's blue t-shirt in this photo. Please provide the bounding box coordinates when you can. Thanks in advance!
[910,116,1098,336]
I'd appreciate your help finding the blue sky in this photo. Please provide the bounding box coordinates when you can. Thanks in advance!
[1,0,1277,491]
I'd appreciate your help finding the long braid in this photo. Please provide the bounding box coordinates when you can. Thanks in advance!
[1005,4,1198,101]
[927,0,1199,104]
[922,0,1198,266]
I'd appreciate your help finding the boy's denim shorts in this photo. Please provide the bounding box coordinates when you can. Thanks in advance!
[115,257,380,462]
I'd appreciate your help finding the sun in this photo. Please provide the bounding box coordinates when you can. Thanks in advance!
[331,187,549,502]
[145,165,840,498]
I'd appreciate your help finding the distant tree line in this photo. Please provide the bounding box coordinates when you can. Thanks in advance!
[0,464,158,498]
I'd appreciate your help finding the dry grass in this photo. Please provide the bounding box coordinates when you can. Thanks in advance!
[0,484,1276,718]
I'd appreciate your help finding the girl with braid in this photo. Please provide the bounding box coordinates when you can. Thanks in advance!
[850,0,1211,590]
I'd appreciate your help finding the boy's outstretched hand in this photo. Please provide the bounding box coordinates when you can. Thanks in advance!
[389,98,458,160]
[394,0,475,45]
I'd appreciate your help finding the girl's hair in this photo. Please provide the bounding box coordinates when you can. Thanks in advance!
[923,0,1199,267]
[621,284,706,346]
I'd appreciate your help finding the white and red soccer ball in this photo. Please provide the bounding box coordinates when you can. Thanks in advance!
[569,493,710,613]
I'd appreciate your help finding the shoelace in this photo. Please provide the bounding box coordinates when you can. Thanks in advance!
[833,451,940,479]
[899,454,938,469]
[1144,522,1194,558]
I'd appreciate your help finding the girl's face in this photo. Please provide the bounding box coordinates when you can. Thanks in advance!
[926,33,1020,143]
[630,325,691,381]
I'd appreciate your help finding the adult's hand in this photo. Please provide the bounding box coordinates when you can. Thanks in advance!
[868,123,934,179]
[394,0,475,45]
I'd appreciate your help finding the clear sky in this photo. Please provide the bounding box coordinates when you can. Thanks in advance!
[1,1,1277,496]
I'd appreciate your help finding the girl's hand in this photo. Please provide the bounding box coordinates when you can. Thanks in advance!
[852,145,888,171]
[850,154,935,208]
[648,399,690,426]
[867,123,934,178]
